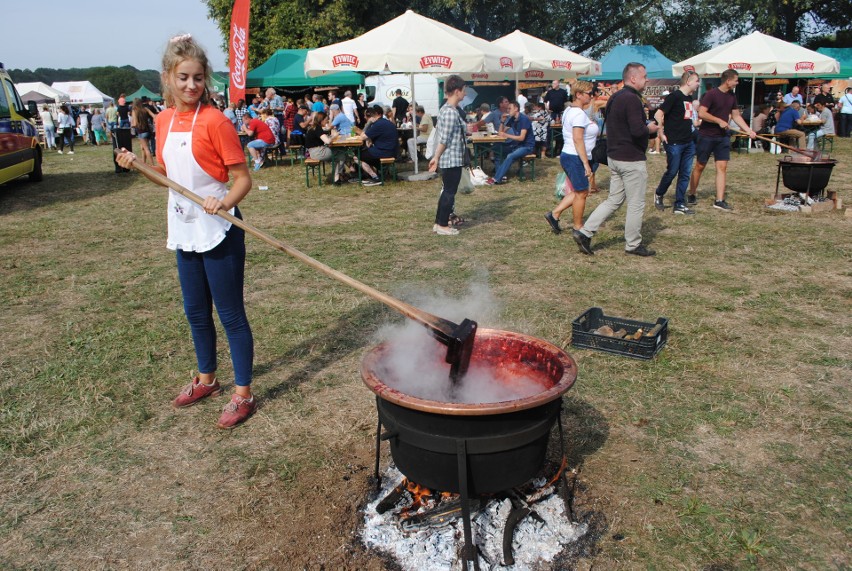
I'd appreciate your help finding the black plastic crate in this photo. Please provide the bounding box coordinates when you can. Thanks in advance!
[571,307,668,360]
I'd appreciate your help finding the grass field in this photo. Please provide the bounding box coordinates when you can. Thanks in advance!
[0,139,849,569]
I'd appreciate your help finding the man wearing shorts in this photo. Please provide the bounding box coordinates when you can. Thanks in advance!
[688,69,755,212]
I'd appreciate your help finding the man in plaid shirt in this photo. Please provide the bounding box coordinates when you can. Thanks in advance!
[429,75,468,236]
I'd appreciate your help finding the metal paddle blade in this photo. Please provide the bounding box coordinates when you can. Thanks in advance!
[446,318,478,383]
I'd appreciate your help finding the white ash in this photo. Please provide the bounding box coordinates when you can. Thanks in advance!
[361,466,587,570]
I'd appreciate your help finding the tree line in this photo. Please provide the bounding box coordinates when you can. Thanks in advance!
[204,0,851,70]
[7,65,164,100]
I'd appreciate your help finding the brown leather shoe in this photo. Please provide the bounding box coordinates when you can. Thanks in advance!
[173,377,222,408]
[216,394,257,429]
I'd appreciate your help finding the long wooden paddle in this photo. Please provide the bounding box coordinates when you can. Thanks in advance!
[116,151,477,382]
[732,128,824,161]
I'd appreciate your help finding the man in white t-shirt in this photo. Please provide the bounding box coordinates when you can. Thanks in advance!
[406,105,433,163]
[341,90,357,124]
[516,90,528,113]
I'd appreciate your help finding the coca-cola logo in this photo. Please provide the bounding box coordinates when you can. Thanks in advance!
[500,57,514,69]
[729,62,751,71]
[683,65,696,73]
[231,24,247,89]
[551,60,572,70]
[471,73,490,80]
[524,70,544,78]
[420,55,452,69]
[795,61,815,71]
[332,54,359,68]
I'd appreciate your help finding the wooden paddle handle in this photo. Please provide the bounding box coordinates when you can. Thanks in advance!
[731,128,807,155]
[115,150,458,338]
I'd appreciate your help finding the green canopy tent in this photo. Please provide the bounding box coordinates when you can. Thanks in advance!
[126,85,162,102]
[247,49,364,88]
[816,48,852,78]
[209,73,228,96]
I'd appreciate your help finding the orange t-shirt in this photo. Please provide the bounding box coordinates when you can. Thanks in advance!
[155,105,244,183]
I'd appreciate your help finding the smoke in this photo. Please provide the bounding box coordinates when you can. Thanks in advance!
[371,275,547,404]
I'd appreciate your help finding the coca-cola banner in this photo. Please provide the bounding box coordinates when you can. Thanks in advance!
[229,0,250,103]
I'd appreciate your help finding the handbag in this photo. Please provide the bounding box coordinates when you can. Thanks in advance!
[459,167,475,194]
[591,89,628,166]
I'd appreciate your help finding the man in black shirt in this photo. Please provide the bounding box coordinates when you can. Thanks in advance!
[653,71,700,215]
[574,63,659,257]
[392,89,409,125]
[543,80,568,155]
[116,94,131,129]
[812,83,835,111]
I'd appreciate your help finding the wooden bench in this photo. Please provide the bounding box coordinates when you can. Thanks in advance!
[378,157,396,184]
[818,133,834,153]
[518,154,537,181]
[286,145,304,166]
[304,158,325,187]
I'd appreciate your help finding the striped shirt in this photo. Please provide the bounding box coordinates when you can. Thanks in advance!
[436,103,466,169]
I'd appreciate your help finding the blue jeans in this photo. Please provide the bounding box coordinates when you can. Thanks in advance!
[655,141,695,207]
[176,220,254,386]
[494,145,534,182]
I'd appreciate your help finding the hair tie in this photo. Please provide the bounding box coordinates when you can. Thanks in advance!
[170,34,192,44]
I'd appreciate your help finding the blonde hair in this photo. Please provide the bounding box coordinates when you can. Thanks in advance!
[160,34,212,108]
[573,80,594,96]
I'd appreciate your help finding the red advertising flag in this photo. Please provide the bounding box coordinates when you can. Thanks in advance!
[229,0,250,103]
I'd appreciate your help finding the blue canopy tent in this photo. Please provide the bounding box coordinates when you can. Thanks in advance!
[247,49,364,88]
[592,45,676,80]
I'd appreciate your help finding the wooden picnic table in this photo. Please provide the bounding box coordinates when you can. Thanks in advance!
[470,132,508,172]
[329,136,364,183]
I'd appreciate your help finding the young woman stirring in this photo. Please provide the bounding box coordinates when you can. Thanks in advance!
[117,34,256,429]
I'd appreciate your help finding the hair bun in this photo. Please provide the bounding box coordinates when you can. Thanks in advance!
[169,33,193,44]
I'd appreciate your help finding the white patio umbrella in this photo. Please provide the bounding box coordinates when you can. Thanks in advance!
[305,9,522,173]
[492,30,602,81]
[672,31,840,128]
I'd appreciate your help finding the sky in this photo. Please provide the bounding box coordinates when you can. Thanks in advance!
[2,0,228,72]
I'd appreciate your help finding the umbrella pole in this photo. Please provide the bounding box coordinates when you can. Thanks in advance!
[749,73,756,131]
[410,73,419,175]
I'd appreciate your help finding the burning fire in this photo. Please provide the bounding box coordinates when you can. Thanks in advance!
[399,478,455,516]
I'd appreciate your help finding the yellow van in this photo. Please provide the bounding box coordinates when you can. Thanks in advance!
[0,61,42,185]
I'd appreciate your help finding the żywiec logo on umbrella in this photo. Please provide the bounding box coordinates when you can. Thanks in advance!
[551,60,572,70]
[683,65,696,73]
[729,62,752,71]
[795,61,815,71]
[332,54,359,68]
[525,70,545,79]
[499,57,514,69]
[420,55,453,69]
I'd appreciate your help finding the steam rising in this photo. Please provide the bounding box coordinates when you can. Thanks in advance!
[373,279,548,404]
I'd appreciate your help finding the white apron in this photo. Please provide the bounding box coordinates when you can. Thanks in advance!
[164,103,234,252]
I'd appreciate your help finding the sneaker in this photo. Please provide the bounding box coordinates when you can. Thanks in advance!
[433,225,459,235]
[173,377,223,408]
[673,204,695,215]
[448,213,465,226]
[654,194,665,211]
[362,177,382,186]
[572,229,594,256]
[713,200,733,212]
[626,244,656,257]
[253,160,263,171]
[67,151,74,155]
[648,150,659,154]
[57,150,63,154]
[687,194,697,205]
[544,211,562,234]
[485,177,496,185]
[216,394,257,429]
